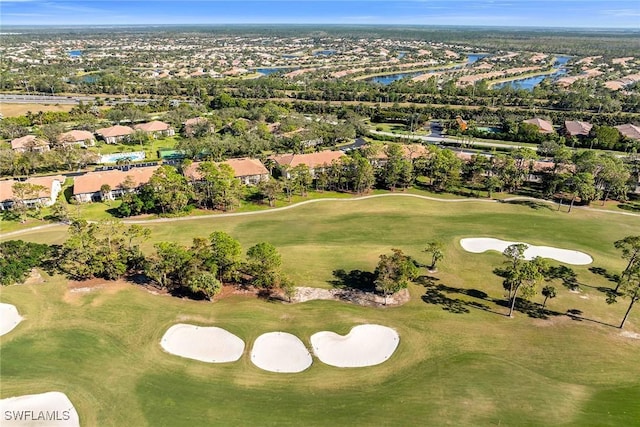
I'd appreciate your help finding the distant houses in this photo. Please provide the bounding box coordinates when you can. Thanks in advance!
[95,125,135,144]
[133,121,175,138]
[564,120,593,138]
[522,118,554,134]
[615,124,640,141]
[0,175,65,210]
[10,135,50,153]
[184,158,270,185]
[182,117,213,137]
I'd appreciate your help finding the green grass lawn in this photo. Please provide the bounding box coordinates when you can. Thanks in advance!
[1,196,639,426]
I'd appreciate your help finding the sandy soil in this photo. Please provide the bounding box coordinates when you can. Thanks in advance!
[0,103,75,117]
[291,287,410,307]
[310,324,399,368]
[460,238,593,265]
[250,332,312,373]
[0,303,23,336]
[160,324,245,363]
[0,392,80,426]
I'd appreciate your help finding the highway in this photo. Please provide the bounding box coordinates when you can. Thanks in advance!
[369,130,527,150]
[0,93,164,106]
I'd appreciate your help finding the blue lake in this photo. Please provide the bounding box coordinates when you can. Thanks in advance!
[254,67,297,76]
[467,53,489,64]
[369,64,465,85]
[369,72,424,85]
[494,55,570,91]
[69,50,82,57]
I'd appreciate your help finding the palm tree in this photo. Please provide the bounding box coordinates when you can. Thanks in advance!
[424,241,444,271]
[541,285,557,310]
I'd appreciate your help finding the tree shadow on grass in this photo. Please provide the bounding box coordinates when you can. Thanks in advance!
[589,266,619,283]
[329,269,376,292]
[500,199,554,211]
[565,308,619,328]
[420,282,502,315]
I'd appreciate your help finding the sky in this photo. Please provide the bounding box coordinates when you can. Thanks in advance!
[1,0,639,28]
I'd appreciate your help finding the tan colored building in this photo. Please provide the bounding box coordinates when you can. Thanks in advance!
[58,130,96,147]
[564,121,593,137]
[523,118,554,134]
[269,150,345,176]
[133,121,175,138]
[182,117,213,137]
[73,165,160,203]
[184,158,270,185]
[0,175,65,210]
[615,124,640,141]
[10,135,50,153]
[95,125,135,144]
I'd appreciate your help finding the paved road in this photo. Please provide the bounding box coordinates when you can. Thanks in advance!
[0,93,164,106]
[369,130,527,150]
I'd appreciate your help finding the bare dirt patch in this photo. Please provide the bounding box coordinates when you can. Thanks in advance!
[64,278,128,305]
[620,331,640,340]
[292,287,410,307]
[23,268,45,285]
[0,103,75,117]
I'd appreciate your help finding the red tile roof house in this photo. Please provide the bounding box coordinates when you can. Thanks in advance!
[522,118,555,134]
[95,125,135,144]
[564,120,593,137]
[182,117,214,137]
[0,175,65,210]
[366,143,430,167]
[184,158,270,185]
[269,151,345,178]
[615,124,640,141]
[10,135,50,153]
[133,121,175,138]
[58,130,96,148]
[72,165,160,203]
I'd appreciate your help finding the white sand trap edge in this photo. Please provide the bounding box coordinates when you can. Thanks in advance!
[311,324,400,368]
[0,392,80,427]
[251,332,312,373]
[0,303,23,337]
[161,323,245,363]
[460,238,593,265]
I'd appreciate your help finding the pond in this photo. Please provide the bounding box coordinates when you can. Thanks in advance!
[467,53,489,64]
[493,54,570,91]
[368,71,424,85]
[253,67,297,76]
[69,50,82,57]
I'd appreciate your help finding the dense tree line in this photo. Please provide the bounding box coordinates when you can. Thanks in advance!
[0,240,52,286]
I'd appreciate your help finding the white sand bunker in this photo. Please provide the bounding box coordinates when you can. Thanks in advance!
[311,324,400,368]
[161,324,245,363]
[0,392,80,426]
[251,332,312,373]
[460,238,593,265]
[0,303,23,336]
